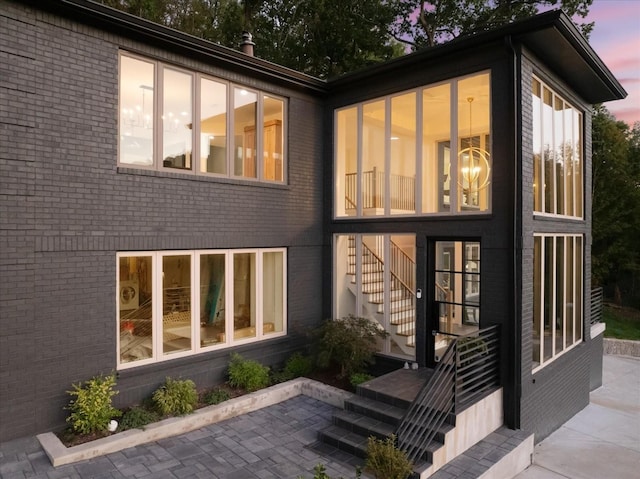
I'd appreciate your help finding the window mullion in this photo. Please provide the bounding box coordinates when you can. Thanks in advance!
[385,98,391,215]
[357,107,363,217]
[450,81,459,213]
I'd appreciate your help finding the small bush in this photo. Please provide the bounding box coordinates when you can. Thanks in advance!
[119,406,159,431]
[203,388,231,405]
[228,353,270,392]
[312,315,388,378]
[274,352,314,382]
[297,464,362,479]
[65,373,121,435]
[365,434,413,479]
[350,373,374,388]
[152,377,198,416]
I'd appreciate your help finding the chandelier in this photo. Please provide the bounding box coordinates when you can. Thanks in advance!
[458,97,490,205]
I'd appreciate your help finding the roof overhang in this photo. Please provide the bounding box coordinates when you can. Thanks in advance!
[328,10,626,105]
[29,0,327,94]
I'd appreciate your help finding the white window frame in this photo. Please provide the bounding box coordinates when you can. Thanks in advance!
[333,71,492,219]
[116,248,287,370]
[118,51,287,183]
[532,75,583,219]
[532,234,583,372]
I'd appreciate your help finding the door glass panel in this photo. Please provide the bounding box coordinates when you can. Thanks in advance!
[199,254,226,347]
[162,68,193,170]
[263,251,284,335]
[263,96,284,181]
[433,241,480,361]
[162,254,192,355]
[362,101,385,216]
[423,84,450,213]
[233,252,256,340]
[200,78,227,174]
[119,255,153,364]
[119,56,154,166]
[457,74,491,211]
[335,108,358,217]
[390,93,416,215]
[234,88,258,178]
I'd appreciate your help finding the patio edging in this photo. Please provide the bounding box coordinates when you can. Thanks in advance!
[37,378,354,467]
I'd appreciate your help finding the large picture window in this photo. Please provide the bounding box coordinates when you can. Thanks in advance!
[119,52,286,183]
[117,249,287,369]
[532,234,583,370]
[334,72,491,218]
[532,77,583,217]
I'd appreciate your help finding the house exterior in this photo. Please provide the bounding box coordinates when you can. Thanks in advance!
[0,0,625,447]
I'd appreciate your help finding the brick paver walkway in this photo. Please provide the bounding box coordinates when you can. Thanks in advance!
[0,396,360,479]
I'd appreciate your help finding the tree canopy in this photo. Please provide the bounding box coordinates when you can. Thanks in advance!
[392,0,594,49]
[100,0,593,78]
[591,107,640,306]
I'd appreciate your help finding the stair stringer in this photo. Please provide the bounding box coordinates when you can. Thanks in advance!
[415,387,504,478]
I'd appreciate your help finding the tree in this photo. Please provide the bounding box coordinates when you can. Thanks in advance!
[392,0,593,50]
[591,106,640,306]
[99,0,402,78]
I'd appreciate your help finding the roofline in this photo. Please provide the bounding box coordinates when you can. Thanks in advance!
[32,0,327,94]
[327,10,626,102]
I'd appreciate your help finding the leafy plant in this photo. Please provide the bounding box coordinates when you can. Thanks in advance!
[65,373,121,435]
[350,373,374,388]
[203,388,231,405]
[365,434,413,479]
[312,315,388,378]
[297,463,362,479]
[274,352,314,382]
[227,353,270,392]
[457,335,488,368]
[152,377,198,416]
[119,406,159,431]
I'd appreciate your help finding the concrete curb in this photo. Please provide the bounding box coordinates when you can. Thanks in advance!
[604,338,640,357]
[37,378,353,467]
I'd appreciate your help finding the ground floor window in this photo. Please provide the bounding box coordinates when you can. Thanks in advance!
[334,234,416,360]
[532,234,583,370]
[117,248,286,369]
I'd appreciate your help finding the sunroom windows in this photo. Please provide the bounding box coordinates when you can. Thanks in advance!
[117,249,286,369]
[335,72,491,218]
[532,76,583,217]
[532,234,583,370]
[119,52,286,182]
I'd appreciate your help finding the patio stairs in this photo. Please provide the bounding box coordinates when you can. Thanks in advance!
[346,236,416,355]
[318,374,452,475]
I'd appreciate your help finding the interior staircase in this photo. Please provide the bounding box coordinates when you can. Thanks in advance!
[346,235,416,356]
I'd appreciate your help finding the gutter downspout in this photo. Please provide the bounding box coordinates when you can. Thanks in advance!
[506,34,522,430]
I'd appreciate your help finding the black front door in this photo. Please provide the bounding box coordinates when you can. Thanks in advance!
[426,240,481,367]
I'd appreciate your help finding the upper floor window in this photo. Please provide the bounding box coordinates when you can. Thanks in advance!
[532,77,583,217]
[334,72,491,218]
[119,52,286,183]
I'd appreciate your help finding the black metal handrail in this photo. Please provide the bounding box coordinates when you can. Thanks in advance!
[590,287,603,325]
[396,325,500,464]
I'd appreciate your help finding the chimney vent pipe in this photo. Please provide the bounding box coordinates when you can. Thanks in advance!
[241,31,255,56]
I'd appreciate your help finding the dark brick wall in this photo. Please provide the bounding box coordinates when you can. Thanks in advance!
[0,0,324,441]
[518,51,595,442]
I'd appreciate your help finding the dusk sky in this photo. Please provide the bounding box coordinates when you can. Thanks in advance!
[586,0,640,126]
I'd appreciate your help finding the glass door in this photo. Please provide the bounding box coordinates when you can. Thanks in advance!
[432,241,480,362]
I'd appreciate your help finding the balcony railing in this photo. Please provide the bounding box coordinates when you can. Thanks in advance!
[345,169,415,212]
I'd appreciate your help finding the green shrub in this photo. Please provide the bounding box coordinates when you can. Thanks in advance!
[365,435,413,479]
[297,464,362,479]
[227,353,270,392]
[350,373,374,388]
[203,388,231,405]
[312,315,388,378]
[152,377,198,416]
[274,352,314,382]
[65,373,121,435]
[119,406,159,431]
